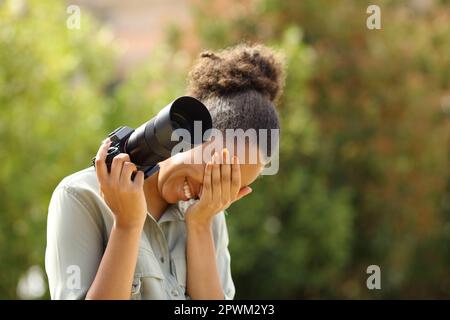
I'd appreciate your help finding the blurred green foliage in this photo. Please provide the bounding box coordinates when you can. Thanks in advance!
[1,0,449,299]
[0,0,115,298]
[185,0,450,298]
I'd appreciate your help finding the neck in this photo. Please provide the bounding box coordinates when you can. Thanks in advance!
[143,169,168,221]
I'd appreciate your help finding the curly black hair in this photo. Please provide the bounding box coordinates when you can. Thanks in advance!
[188,44,285,103]
[187,44,285,157]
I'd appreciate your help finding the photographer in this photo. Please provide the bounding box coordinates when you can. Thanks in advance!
[45,44,284,300]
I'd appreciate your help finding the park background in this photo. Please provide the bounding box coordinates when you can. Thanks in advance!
[1,0,450,299]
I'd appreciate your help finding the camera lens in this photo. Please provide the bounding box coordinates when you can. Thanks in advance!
[170,112,193,136]
[168,96,211,145]
[125,96,212,167]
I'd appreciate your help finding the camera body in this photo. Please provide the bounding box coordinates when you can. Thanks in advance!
[104,126,134,168]
[104,126,161,179]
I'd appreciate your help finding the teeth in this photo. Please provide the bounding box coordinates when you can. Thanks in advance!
[183,179,192,200]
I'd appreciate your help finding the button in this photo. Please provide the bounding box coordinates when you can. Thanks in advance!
[160,257,165,263]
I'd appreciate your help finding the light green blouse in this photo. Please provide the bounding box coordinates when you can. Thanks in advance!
[45,167,235,300]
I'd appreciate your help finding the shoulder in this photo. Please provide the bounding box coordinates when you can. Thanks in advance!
[49,167,104,217]
[48,167,110,240]
[56,166,99,193]
[55,166,99,199]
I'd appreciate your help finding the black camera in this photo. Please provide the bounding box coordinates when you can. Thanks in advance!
[92,96,212,179]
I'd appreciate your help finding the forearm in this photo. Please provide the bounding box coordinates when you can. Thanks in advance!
[86,223,142,299]
[186,219,224,300]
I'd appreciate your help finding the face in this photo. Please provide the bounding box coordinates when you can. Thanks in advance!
[157,144,264,204]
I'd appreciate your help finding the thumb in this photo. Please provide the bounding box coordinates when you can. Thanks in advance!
[235,186,252,201]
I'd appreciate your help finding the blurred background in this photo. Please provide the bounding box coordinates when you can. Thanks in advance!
[1,0,450,299]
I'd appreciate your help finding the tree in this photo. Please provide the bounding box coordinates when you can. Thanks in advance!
[183,0,450,298]
[0,0,115,298]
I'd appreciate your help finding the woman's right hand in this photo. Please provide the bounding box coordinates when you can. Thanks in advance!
[94,139,147,230]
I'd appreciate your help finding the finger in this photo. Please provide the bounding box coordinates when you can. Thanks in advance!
[221,149,231,204]
[230,155,241,199]
[235,186,252,201]
[212,152,221,202]
[95,139,111,183]
[202,162,213,201]
[120,161,137,185]
[133,170,145,188]
[110,153,130,183]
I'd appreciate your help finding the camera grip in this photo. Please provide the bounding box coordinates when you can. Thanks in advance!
[105,146,121,172]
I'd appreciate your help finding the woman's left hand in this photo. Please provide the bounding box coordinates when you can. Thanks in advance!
[185,148,252,227]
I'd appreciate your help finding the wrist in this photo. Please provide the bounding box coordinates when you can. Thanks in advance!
[113,217,145,233]
[185,214,213,232]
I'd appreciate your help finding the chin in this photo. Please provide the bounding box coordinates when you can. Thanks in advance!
[163,192,181,204]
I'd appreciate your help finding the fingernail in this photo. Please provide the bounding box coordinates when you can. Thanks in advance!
[223,148,229,163]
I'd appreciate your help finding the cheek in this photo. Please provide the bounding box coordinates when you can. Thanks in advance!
[159,164,207,202]
[161,174,184,202]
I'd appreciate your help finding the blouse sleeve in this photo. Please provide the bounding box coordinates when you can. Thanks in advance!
[45,186,104,299]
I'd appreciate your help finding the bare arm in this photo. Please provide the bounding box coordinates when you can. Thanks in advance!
[186,219,223,299]
[86,139,147,299]
[86,224,142,299]
[185,149,251,299]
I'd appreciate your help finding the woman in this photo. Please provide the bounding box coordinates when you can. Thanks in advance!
[45,44,285,300]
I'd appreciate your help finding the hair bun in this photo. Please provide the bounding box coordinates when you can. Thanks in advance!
[199,51,219,60]
[188,44,285,103]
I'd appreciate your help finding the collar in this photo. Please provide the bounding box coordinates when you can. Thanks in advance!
[155,198,199,224]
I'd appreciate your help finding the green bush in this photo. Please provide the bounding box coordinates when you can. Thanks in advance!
[2,0,450,299]
[0,0,115,298]
[186,0,450,298]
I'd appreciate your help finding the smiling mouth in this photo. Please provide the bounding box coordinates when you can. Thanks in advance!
[183,177,194,200]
